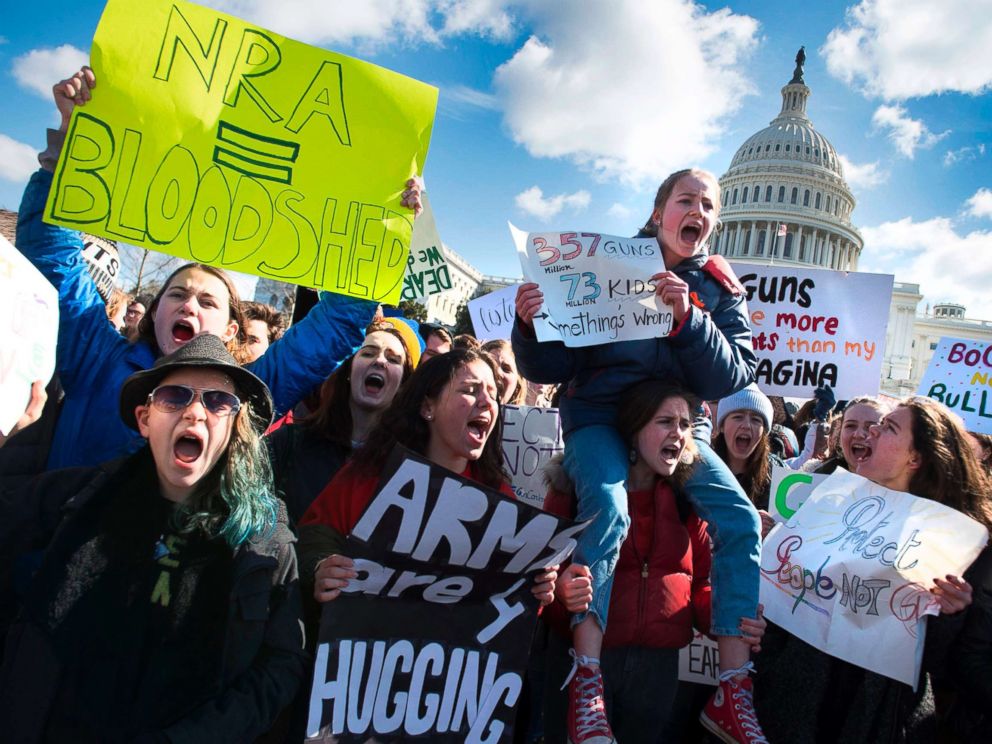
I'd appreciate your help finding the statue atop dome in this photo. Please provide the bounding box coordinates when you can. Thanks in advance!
[790,46,806,84]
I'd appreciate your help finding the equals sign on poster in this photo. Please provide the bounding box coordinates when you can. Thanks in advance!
[212,121,300,184]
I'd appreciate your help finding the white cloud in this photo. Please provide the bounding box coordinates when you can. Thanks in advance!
[859,217,992,317]
[0,134,38,183]
[438,0,514,39]
[206,0,516,47]
[871,105,948,158]
[443,84,499,111]
[494,0,759,185]
[944,144,987,167]
[205,0,440,46]
[837,154,888,189]
[607,203,633,220]
[515,186,590,221]
[965,188,992,219]
[12,44,89,99]
[822,0,992,100]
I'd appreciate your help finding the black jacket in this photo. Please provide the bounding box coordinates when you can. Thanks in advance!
[947,547,992,739]
[266,422,350,526]
[0,450,307,743]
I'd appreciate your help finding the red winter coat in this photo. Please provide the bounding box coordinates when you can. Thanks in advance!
[543,463,712,649]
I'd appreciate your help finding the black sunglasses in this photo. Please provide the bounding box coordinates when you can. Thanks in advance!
[147,384,241,417]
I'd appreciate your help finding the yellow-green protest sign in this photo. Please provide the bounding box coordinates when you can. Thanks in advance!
[45,0,438,304]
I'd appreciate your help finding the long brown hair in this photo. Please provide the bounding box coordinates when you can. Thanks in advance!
[303,322,416,446]
[639,167,722,238]
[481,338,526,405]
[616,380,699,491]
[714,427,772,508]
[901,397,992,531]
[135,263,249,363]
[350,349,508,489]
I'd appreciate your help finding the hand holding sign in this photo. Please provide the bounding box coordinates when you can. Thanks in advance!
[515,283,544,327]
[651,270,690,324]
[512,224,674,347]
[313,554,357,603]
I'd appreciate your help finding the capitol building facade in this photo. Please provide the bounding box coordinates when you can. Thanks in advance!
[712,51,991,398]
[711,59,862,273]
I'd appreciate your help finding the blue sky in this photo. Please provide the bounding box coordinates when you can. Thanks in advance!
[1,0,990,314]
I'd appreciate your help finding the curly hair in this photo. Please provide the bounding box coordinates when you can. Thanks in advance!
[900,397,992,531]
[135,263,250,363]
[350,348,508,489]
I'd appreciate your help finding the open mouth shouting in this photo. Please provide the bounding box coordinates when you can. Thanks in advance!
[466,414,493,447]
[173,429,205,468]
[849,439,871,465]
[364,371,386,396]
[855,441,874,470]
[172,319,197,345]
[733,431,755,456]
[680,223,702,246]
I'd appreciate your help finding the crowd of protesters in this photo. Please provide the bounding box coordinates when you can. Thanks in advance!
[0,64,990,744]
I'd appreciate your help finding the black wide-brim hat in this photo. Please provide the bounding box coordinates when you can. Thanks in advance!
[119,334,274,432]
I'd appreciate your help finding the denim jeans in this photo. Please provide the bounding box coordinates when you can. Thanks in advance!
[562,424,631,631]
[542,633,679,744]
[563,422,760,635]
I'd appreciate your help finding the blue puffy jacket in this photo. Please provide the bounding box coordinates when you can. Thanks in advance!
[512,253,756,437]
[16,168,375,470]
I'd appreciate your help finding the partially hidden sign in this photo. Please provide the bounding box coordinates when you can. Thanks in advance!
[759,469,987,687]
[401,193,453,302]
[512,224,673,347]
[469,284,520,342]
[767,466,829,523]
[731,263,893,397]
[500,405,563,509]
[0,235,59,436]
[678,631,719,686]
[46,0,438,304]
[917,336,992,435]
[306,446,586,742]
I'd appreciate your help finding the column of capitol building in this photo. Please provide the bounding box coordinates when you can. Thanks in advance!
[709,50,992,398]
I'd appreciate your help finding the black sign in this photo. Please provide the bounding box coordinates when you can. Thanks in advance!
[306,446,585,742]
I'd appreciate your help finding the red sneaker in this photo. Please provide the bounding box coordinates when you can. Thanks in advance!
[566,663,616,744]
[700,672,769,744]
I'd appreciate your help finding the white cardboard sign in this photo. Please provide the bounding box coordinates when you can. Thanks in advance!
[402,194,453,302]
[759,469,987,687]
[513,224,673,347]
[468,283,520,342]
[0,235,59,436]
[678,631,720,686]
[767,466,829,523]
[731,263,893,397]
[917,336,992,435]
[500,404,563,510]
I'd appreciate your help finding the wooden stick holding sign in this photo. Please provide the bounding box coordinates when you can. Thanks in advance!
[306,446,587,743]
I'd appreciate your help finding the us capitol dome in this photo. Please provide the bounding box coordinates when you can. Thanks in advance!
[711,48,863,270]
